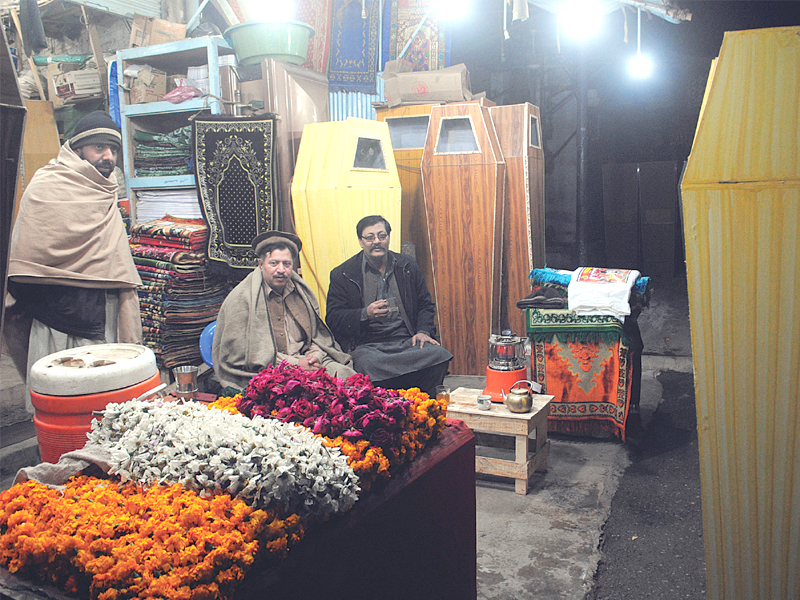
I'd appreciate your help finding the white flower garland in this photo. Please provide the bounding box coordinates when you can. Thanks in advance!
[86,399,360,519]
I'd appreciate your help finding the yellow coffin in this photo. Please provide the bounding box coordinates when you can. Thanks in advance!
[291,117,401,317]
[681,27,800,600]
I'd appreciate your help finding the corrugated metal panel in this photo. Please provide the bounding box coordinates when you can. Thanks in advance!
[72,0,161,19]
[681,27,800,600]
[329,76,385,121]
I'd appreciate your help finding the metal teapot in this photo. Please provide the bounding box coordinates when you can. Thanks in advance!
[501,380,541,413]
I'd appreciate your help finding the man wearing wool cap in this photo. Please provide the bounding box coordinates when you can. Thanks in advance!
[212,231,355,390]
[7,110,142,413]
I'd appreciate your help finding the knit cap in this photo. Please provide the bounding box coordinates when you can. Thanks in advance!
[70,111,122,151]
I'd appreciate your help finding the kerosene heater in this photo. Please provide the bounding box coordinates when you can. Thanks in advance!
[483,330,527,403]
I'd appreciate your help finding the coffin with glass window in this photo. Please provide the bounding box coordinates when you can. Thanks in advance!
[489,103,546,337]
[375,105,436,309]
[421,102,506,375]
[291,117,401,318]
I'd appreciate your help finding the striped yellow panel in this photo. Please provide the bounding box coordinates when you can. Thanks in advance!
[681,27,800,600]
[291,118,401,318]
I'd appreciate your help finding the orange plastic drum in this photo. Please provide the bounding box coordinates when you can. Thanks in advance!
[29,344,160,464]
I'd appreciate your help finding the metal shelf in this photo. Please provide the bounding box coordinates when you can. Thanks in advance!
[117,35,233,222]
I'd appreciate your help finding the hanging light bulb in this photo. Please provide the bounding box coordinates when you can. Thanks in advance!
[628,7,652,78]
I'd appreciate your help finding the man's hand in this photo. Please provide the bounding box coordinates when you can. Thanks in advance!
[298,354,322,371]
[366,299,390,320]
[411,332,439,348]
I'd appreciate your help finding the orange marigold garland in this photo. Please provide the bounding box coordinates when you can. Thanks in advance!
[396,387,449,465]
[0,476,304,600]
[210,395,241,415]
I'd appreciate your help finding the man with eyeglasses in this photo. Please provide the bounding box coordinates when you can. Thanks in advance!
[326,215,452,397]
[213,231,355,390]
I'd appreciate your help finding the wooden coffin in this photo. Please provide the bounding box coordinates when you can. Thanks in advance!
[489,103,545,336]
[375,104,437,312]
[421,102,506,375]
[291,117,401,318]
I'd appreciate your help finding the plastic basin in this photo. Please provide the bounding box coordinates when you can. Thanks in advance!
[224,21,315,66]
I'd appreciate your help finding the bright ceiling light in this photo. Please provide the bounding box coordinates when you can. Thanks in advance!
[629,7,652,78]
[431,0,469,21]
[558,0,603,40]
[629,53,652,78]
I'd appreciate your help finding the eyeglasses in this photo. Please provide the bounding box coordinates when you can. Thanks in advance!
[361,232,389,242]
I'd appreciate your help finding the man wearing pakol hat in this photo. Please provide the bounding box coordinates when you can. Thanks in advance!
[7,111,142,413]
[212,231,355,390]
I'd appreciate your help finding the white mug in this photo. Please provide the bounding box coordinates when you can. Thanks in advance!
[477,394,492,410]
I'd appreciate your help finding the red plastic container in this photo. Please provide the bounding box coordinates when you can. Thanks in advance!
[29,344,159,464]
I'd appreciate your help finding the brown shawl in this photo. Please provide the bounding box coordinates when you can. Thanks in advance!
[8,142,142,342]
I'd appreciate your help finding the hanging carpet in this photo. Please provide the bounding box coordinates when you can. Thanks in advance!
[193,115,277,270]
[298,0,332,73]
[388,0,448,71]
[328,0,381,93]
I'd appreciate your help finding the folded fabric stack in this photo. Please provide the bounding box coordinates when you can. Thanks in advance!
[130,217,228,368]
[133,126,192,178]
[568,267,641,320]
[528,267,651,317]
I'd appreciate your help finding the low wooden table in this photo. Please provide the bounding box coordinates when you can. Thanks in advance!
[447,387,552,494]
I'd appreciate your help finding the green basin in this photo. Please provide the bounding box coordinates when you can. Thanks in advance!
[224,21,315,67]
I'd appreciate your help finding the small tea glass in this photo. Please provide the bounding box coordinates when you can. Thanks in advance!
[436,385,451,404]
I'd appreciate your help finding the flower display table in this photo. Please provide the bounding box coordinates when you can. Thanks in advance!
[0,422,477,600]
[234,420,477,600]
[447,388,552,494]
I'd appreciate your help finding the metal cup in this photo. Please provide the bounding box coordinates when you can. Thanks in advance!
[172,365,199,400]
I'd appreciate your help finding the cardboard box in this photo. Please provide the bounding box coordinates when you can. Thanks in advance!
[129,14,186,48]
[54,70,103,101]
[126,68,168,104]
[382,62,472,108]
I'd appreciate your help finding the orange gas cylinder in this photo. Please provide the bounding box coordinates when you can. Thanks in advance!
[29,344,160,464]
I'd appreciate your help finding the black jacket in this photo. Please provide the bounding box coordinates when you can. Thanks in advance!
[326,251,437,353]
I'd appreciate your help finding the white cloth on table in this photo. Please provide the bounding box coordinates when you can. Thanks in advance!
[568,267,640,321]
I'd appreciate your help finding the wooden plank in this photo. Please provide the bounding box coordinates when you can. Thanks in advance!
[530,439,550,473]
[14,100,60,218]
[209,0,240,27]
[475,455,528,480]
[81,6,108,105]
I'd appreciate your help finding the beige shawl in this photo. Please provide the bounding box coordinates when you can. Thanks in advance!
[9,142,142,342]
[213,269,353,389]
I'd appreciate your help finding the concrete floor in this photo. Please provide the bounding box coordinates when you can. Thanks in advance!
[450,276,695,600]
[0,276,694,599]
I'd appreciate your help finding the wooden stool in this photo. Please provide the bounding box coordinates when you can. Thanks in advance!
[447,387,552,494]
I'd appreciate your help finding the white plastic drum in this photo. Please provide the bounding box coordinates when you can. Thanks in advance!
[29,343,158,396]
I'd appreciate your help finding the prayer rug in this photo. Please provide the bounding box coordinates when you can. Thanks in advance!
[527,308,634,441]
[193,115,277,270]
[388,0,448,71]
[328,0,381,93]
[298,0,332,73]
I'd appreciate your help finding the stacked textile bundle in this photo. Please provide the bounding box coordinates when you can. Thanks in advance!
[130,217,227,368]
[525,267,651,316]
[133,126,192,178]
